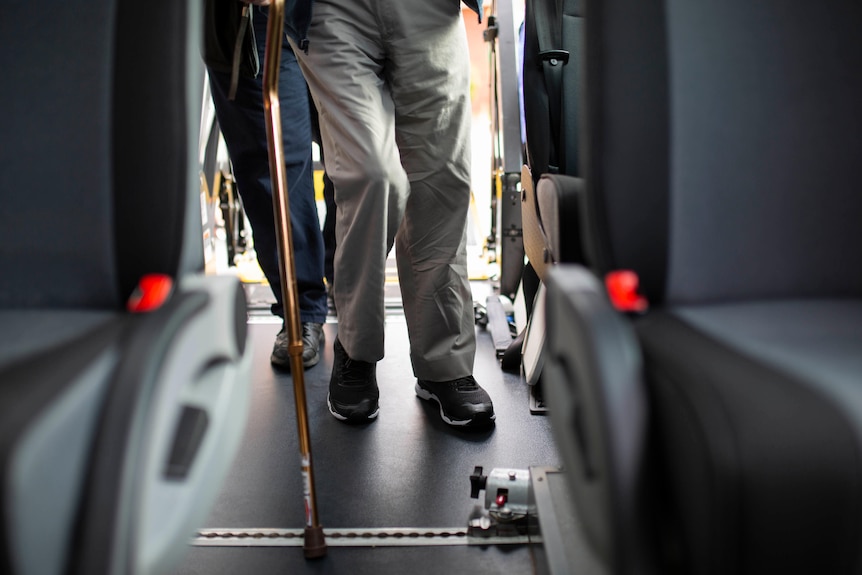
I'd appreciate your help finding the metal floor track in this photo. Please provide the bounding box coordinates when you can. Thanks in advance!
[194,527,536,547]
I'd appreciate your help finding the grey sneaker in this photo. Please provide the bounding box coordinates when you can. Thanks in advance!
[301,322,324,368]
[328,337,379,423]
[415,376,495,427]
[270,322,325,370]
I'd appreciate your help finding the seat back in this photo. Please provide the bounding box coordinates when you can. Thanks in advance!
[582,0,862,304]
[0,1,203,312]
[522,0,584,180]
[518,0,588,380]
[521,0,586,277]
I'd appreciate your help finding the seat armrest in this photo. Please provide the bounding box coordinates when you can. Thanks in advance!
[543,264,655,575]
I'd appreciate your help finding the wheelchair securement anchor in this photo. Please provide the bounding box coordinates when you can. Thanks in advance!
[468,466,539,539]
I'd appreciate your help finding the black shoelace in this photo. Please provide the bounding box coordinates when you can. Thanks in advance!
[342,357,374,387]
[452,376,478,391]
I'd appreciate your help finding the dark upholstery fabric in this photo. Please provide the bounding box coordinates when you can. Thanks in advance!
[585,0,862,305]
[664,0,862,303]
[637,305,862,575]
[523,0,584,180]
[560,2,583,178]
[0,1,119,309]
[523,0,554,177]
[113,0,196,302]
[0,0,200,310]
[675,301,862,416]
[581,0,669,302]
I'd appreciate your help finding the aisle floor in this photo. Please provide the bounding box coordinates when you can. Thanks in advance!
[170,300,560,575]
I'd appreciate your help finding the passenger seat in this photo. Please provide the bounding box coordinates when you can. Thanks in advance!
[0,1,252,574]
[543,0,862,573]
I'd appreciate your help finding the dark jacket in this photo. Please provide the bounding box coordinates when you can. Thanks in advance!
[285,0,483,52]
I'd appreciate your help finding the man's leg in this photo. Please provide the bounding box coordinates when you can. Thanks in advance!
[292,0,408,364]
[293,0,410,422]
[251,8,327,326]
[386,0,494,426]
[208,7,327,368]
[385,0,476,381]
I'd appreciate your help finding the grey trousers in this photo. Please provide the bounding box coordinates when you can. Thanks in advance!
[292,0,476,381]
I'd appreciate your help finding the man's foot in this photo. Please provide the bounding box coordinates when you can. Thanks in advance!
[328,337,379,423]
[270,322,325,370]
[415,376,495,428]
[301,322,325,368]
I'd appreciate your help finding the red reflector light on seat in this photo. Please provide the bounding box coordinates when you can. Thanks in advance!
[605,270,648,313]
[127,274,174,312]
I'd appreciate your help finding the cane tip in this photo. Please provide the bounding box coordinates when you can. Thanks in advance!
[303,525,327,559]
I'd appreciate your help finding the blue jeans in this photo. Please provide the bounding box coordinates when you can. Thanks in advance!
[208,6,327,324]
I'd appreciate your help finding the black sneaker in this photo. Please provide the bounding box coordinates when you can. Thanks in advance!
[328,337,379,423]
[415,376,496,427]
[270,322,325,370]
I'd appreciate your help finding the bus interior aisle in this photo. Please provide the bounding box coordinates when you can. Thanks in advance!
[176,3,587,571]
[168,278,568,575]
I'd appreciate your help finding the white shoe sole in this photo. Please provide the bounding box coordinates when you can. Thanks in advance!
[414,383,496,427]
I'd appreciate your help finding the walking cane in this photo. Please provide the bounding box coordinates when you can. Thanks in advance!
[261,0,327,558]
